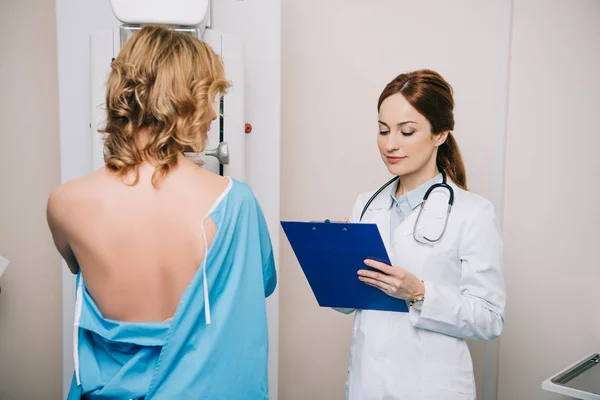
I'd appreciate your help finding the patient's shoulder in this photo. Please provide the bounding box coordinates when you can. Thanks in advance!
[226,178,263,208]
[47,169,112,227]
[47,175,89,218]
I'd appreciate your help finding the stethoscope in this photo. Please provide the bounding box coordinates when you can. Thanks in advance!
[359,170,454,244]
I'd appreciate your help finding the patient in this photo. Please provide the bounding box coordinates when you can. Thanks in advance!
[47,25,276,399]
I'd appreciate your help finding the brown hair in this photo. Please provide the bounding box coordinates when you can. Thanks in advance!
[100,25,229,187]
[377,69,467,190]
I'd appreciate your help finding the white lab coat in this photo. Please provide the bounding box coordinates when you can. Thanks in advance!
[343,179,506,400]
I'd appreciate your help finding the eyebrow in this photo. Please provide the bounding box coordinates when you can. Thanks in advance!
[378,120,417,128]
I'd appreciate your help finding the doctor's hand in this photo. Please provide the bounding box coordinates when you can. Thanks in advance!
[358,259,425,301]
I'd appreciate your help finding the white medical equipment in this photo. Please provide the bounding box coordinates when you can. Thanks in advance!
[542,353,600,400]
[91,0,246,180]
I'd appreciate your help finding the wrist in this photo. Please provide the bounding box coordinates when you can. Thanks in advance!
[410,280,425,302]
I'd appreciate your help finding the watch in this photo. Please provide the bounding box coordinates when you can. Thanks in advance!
[409,281,425,310]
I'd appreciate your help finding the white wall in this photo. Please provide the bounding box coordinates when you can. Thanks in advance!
[0,1,62,398]
[498,1,600,399]
[55,1,281,397]
[280,1,511,398]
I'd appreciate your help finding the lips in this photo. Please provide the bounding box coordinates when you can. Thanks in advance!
[386,156,406,164]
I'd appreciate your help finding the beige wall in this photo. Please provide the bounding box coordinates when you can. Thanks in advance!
[280,1,512,398]
[498,1,600,399]
[0,1,62,399]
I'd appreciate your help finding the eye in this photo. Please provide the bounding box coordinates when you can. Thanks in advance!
[401,131,415,136]
[378,131,390,135]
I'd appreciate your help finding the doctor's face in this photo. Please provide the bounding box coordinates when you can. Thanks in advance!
[377,93,441,177]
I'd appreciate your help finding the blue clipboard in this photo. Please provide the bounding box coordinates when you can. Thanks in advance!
[281,221,409,312]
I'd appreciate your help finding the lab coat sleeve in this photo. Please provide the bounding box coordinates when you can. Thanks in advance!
[409,200,506,340]
[332,193,366,315]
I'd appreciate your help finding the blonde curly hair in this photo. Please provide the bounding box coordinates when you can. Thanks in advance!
[100,25,229,186]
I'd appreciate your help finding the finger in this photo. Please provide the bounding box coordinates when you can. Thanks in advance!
[359,276,392,293]
[340,217,350,223]
[364,259,394,274]
[357,269,396,286]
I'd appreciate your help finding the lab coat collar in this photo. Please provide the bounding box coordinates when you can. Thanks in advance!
[389,173,444,211]
[365,178,396,212]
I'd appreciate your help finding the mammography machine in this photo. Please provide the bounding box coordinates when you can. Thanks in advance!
[91,0,246,179]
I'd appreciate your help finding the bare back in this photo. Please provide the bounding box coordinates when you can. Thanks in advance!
[50,155,230,322]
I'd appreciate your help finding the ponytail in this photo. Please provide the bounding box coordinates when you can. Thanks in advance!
[437,133,467,190]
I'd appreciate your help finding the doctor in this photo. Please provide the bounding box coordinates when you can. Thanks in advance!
[342,69,506,400]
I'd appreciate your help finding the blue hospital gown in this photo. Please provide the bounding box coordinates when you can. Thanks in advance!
[68,178,277,399]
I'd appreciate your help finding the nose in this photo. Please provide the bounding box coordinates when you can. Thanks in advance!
[385,132,401,153]
[210,107,218,121]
